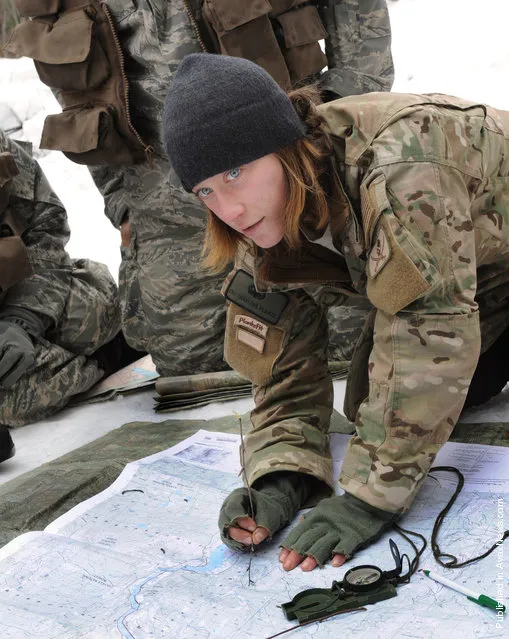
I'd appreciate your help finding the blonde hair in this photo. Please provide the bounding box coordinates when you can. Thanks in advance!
[201,85,332,273]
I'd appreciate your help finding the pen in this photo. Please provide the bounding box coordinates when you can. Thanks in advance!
[421,570,505,612]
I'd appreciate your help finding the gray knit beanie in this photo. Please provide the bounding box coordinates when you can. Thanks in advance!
[163,53,306,191]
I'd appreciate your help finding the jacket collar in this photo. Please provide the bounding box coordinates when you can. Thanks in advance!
[245,156,367,294]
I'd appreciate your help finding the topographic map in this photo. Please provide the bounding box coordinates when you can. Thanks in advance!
[0,432,506,638]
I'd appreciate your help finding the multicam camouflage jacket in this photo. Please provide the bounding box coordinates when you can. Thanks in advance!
[223,92,509,514]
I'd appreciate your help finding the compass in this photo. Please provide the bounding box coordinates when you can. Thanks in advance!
[281,540,405,624]
[343,565,385,591]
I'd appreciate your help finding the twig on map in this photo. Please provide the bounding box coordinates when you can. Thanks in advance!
[234,410,255,586]
[264,606,367,639]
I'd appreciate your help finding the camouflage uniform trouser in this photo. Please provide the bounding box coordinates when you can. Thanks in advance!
[0,259,120,427]
[88,0,393,374]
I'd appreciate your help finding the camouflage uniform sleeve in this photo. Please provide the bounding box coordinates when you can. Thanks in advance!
[224,278,335,493]
[1,135,72,330]
[339,160,481,514]
[319,0,394,96]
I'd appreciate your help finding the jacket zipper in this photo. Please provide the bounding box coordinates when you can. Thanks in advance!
[101,2,153,165]
[183,0,208,52]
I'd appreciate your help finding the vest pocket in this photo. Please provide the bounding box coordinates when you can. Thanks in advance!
[269,0,303,14]
[277,6,327,83]
[203,0,290,87]
[15,0,60,16]
[204,0,272,31]
[7,0,149,166]
[41,106,136,165]
[7,10,110,92]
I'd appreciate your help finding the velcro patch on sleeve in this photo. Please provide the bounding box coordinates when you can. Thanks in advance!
[224,269,289,324]
[367,217,430,315]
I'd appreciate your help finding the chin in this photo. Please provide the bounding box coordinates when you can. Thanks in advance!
[254,234,284,249]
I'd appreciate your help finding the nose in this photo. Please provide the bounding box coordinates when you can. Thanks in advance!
[216,193,245,226]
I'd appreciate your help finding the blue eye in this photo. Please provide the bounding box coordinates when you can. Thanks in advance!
[197,186,212,198]
[226,168,241,181]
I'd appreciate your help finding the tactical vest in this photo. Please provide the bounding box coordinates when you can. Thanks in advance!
[185,0,328,88]
[0,152,33,295]
[6,0,151,166]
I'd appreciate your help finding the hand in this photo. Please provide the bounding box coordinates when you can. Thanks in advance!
[218,472,318,552]
[120,219,132,248]
[0,320,35,388]
[279,492,398,572]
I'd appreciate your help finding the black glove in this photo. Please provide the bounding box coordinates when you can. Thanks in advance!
[281,492,399,566]
[218,472,323,552]
[0,309,44,388]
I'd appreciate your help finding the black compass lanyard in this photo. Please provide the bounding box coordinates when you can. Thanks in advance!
[394,465,509,577]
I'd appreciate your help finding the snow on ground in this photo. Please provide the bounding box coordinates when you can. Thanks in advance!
[389,0,509,108]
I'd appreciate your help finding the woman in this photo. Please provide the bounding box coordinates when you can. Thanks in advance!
[163,53,509,572]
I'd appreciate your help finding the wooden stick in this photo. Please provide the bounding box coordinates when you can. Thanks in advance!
[234,411,255,586]
[264,606,367,639]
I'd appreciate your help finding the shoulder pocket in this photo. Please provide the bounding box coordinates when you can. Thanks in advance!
[224,302,286,387]
[362,174,435,315]
[367,217,430,315]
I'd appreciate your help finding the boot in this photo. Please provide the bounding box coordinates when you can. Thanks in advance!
[0,425,15,463]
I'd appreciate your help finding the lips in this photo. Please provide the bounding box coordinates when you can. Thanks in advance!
[240,219,263,234]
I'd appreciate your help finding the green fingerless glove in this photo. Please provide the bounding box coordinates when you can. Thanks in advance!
[281,492,399,566]
[218,472,320,552]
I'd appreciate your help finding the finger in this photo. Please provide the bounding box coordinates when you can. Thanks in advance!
[280,549,306,572]
[331,553,347,567]
[234,516,257,532]
[228,526,254,546]
[300,556,320,572]
[278,547,290,563]
[252,526,269,546]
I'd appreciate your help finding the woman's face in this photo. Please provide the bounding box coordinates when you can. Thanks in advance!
[193,154,287,249]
